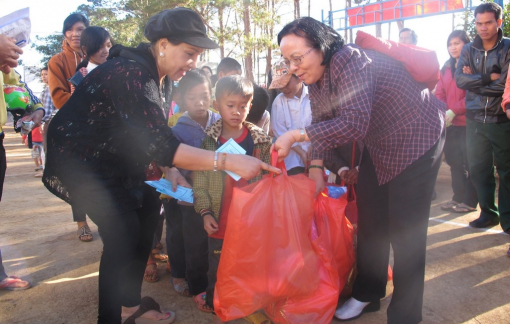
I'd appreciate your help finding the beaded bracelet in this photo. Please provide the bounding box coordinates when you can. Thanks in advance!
[220,153,227,170]
[308,164,324,171]
[213,151,218,171]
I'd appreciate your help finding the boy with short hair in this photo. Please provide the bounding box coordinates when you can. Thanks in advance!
[193,75,271,310]
[211,57,242,100]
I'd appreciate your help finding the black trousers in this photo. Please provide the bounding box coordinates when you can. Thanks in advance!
[71,203,87,222]
[163,199,186,279]
[85,186,160,324]
[181,205,209,295]
[206,237,223,309]
[352,133,444,324]
[466,119,510,231]
[444,126,477,207]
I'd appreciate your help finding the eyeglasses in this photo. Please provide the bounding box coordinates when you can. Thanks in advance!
[283,48,314,67]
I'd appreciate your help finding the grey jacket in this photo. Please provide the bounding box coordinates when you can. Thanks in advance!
[455,29,510,123]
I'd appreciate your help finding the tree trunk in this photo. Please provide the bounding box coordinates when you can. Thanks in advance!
[308,0,311,16]
[218,6,225,59]
[243,0,254,81]
[294,0,300,19]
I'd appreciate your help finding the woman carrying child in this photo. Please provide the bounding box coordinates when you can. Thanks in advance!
[193,75,272,313]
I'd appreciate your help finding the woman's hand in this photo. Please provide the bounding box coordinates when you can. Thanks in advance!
[161,166,191,190]
[225,154,281,180]
[308,168,325,196]
[203,215,219,235]
[274,129,302,162]
[21,109,44,128]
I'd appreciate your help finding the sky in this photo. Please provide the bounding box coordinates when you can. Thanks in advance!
[0,0,492,89]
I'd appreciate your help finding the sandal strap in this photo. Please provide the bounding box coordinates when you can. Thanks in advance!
[172,279,189,294]
[124,296,161,324]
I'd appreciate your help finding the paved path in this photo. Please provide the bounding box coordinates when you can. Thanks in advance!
[0,127,509,324]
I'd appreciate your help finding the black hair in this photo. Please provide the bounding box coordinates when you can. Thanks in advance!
[62,13,89,35]
[399,28,418,45]
[41,66,48,71]
[217,57,242,75]
[215,75,253,101]
[442,30,470,78]
[277,17,344,66]
[201,65,213,75]
[247,84,269,124]
[76,26,112,70]
[474,2,502,20]
[175,69,212,111]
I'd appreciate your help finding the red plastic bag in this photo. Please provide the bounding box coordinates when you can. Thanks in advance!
[355,30,440,91]
[213,155,318,322]
[265,191,355,324]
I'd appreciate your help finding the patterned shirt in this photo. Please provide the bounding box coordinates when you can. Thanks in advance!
[306,45,445,185]
[40,85,56,122]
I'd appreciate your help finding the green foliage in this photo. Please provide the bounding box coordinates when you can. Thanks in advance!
[31,0,292,82]
[31,34,65,66]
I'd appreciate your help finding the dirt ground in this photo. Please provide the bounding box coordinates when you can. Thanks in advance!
[0,125,509,324]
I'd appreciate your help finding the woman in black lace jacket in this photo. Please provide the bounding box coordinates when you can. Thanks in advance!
[43,8,277,324]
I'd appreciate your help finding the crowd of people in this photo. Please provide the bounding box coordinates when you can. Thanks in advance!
[1,2,510,324]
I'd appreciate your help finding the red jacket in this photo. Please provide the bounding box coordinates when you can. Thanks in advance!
[435,67,466,126]
[22,126,43,143]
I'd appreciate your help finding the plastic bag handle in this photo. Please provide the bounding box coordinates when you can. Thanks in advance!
[270,150,287,177]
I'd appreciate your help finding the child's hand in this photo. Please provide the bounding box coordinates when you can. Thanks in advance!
[203,215,219,235]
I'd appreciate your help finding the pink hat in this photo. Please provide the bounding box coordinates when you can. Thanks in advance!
[268,59,292,89]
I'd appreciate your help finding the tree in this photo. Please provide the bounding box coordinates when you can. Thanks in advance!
[31,34,65,66]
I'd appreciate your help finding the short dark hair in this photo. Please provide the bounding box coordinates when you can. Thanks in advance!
[175,69,212,111]
[201,65,213,75]
[215,75,253,102]
[62,13,89,35]
[41,66,48,71]
[217,57,242,75]
[247,84,269,124]
[399,28,418,45]
[474,2,502,20]
[277,17,344,66]
[81,27,112,58]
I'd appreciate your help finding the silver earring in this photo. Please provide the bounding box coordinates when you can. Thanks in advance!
[159,52,164,57]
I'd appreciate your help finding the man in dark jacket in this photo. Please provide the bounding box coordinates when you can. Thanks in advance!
[455,2,510,234]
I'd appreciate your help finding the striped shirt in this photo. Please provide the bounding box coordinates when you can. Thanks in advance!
[306,45,445,185]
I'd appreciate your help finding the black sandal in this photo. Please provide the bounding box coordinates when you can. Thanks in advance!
[122,296,175,324]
